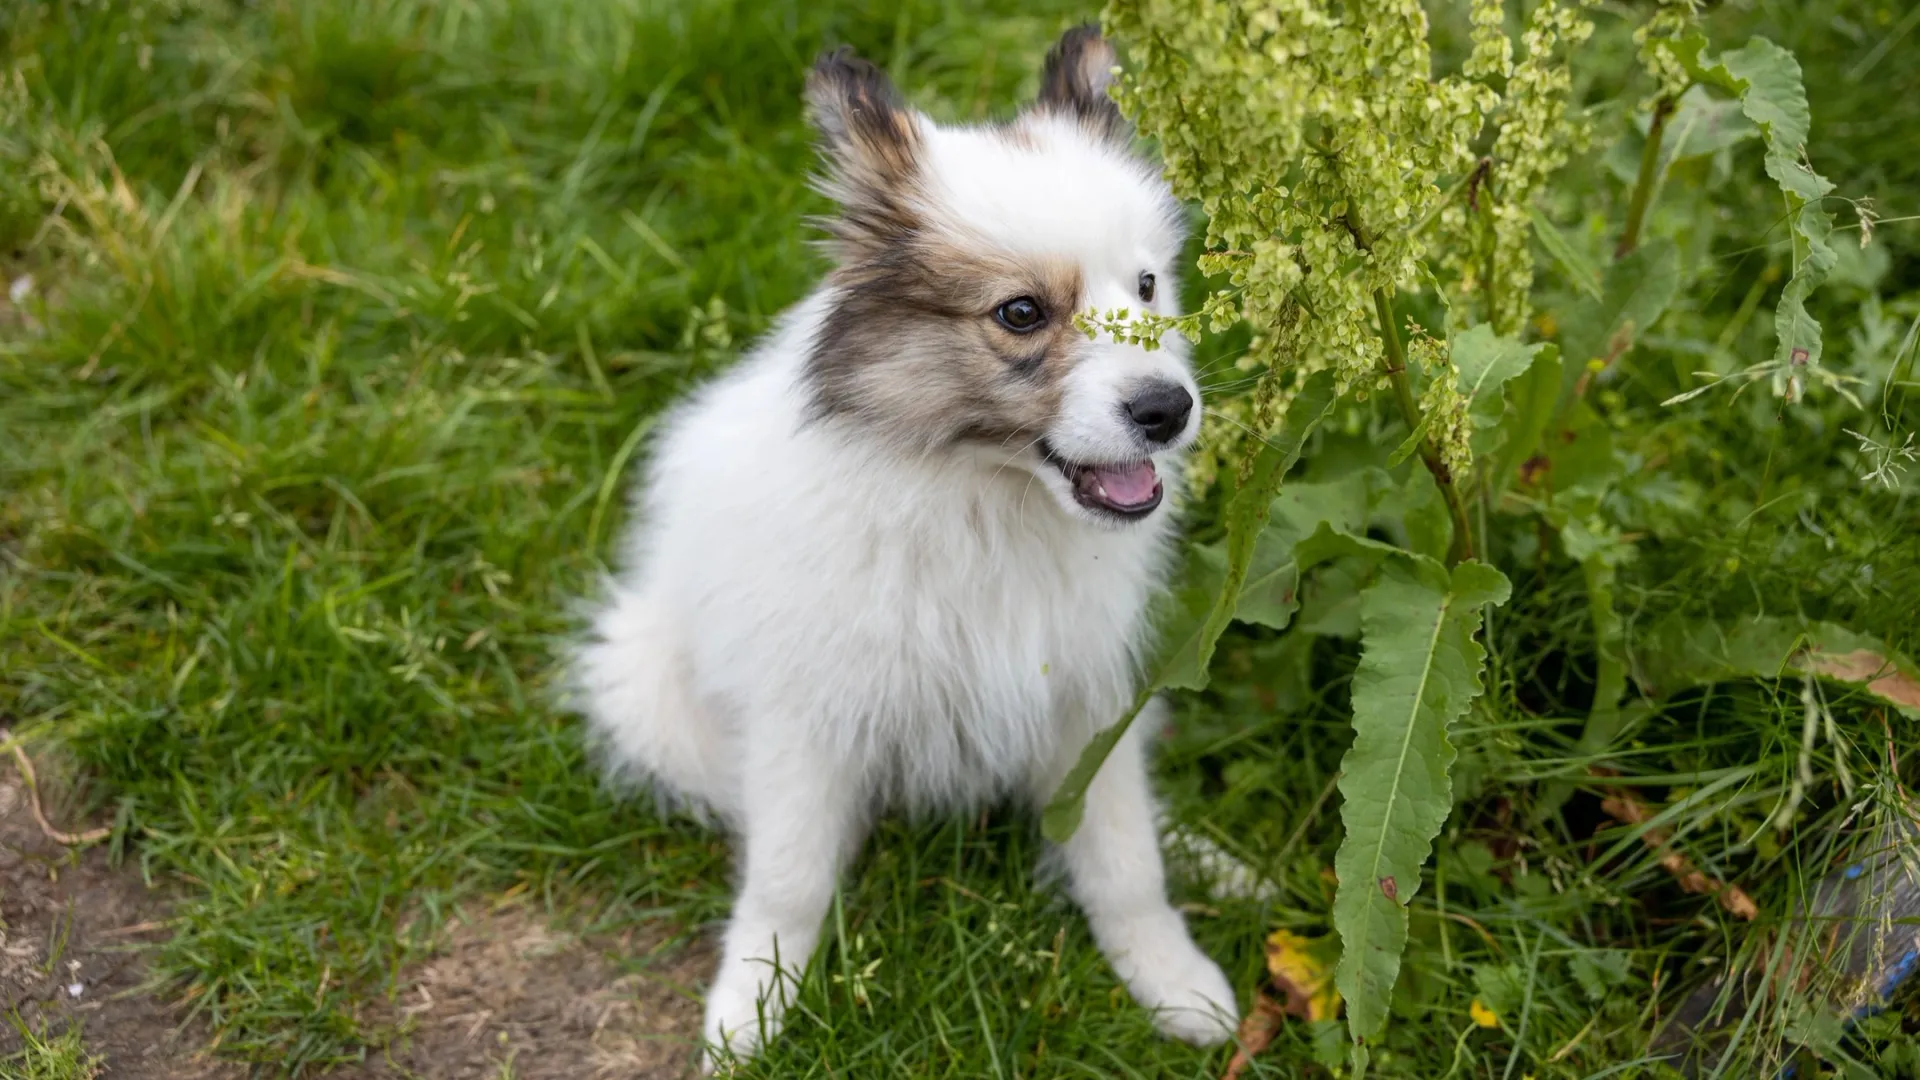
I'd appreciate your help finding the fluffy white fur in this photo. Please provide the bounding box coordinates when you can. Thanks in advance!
[570,33,1238,1068]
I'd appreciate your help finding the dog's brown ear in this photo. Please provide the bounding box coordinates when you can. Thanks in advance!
[806,48,922,255]
[1035,25,1126,142]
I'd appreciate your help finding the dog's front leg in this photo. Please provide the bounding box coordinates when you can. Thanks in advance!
[1037,699,1239,1045]
[702,740,863,1070]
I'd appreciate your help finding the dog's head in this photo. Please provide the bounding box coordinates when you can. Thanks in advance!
[802,27,1197,528]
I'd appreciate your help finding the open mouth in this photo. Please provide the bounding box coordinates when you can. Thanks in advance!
[1039,441,1163,520]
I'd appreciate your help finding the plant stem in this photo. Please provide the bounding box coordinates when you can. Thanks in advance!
[1372,289,1475,565]
[1615,94,1676,260]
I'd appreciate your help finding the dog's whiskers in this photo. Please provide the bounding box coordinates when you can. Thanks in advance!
[987,426,1057,489]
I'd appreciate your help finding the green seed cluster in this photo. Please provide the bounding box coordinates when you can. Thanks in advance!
[1093,0,1591,490]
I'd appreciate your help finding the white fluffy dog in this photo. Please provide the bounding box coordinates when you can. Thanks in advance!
[569,26,1239,1066]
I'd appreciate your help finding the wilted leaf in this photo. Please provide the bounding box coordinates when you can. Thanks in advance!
[1600,788,1759,920]
[1265,929,1343,1022]
[1803,651,1920,712]
[1333,558,1511,1046]
[1632,616,1920,717]
[1222,996,1286,1080]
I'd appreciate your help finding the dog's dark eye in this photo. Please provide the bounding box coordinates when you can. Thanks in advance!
[995,297,1045,333]
[1138,272,1156,304]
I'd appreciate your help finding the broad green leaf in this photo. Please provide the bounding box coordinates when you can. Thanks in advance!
[1150,544,1228,692]
[1234,473,1378,629]
[1631,616,1920,717]
[1041,370,1338,842]
[1558,237,1681,382]
[1291,519,1406,578]
[1483,344,1563,498]
[1334,558,1511,1048]
[1382,470,1453,565]
[1269,472,1383,542]
[1681,36,1838,377]
[1386,326,1537,494]
[1601,84,1757,185]
[1658,84,1758,164]
[1529,207,1602,301]
[1231,555,1301,631]
[1451,325,1545,432]
[1543,399,1617,496]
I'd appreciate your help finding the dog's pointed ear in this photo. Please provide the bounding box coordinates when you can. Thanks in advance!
[806,47,922,256]
[1035,25,1126,142]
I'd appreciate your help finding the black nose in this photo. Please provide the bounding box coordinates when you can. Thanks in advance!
[1125,381,1194,445]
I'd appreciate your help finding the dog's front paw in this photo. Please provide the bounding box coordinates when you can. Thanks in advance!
[1134,943,1238,1045]
[700,968,787,1074]
[1102,916,1239,1046]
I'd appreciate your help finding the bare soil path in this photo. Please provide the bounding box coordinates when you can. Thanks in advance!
[0,765,709,1079]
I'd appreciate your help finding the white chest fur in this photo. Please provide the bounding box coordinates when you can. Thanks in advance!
[626,322,1172,812]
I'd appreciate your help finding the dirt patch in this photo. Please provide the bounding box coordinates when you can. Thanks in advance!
[363,906,710,1080]
[0,749,711,1079]
[0,762,241,1080]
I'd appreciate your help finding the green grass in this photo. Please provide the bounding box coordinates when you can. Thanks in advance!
[3,0,1919,1077]
[1,1019,100,1080]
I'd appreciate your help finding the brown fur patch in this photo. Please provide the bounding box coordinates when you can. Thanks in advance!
[1035,25,1127,143]
[809,237,1089,453]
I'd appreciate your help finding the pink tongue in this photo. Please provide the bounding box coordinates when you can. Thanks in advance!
[1092,461,1159,506]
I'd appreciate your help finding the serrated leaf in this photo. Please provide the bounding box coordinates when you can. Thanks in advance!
[1334,559,1510,1045]
[1681,35,1837,376]
[1041,370,1338,843]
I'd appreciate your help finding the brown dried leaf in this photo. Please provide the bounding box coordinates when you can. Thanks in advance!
[1804,649,1920,711]
[1601,790,1757,920]
[1221,995,1286,1080]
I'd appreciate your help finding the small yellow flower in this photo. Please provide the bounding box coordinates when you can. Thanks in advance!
[1469,998,1500,1028]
